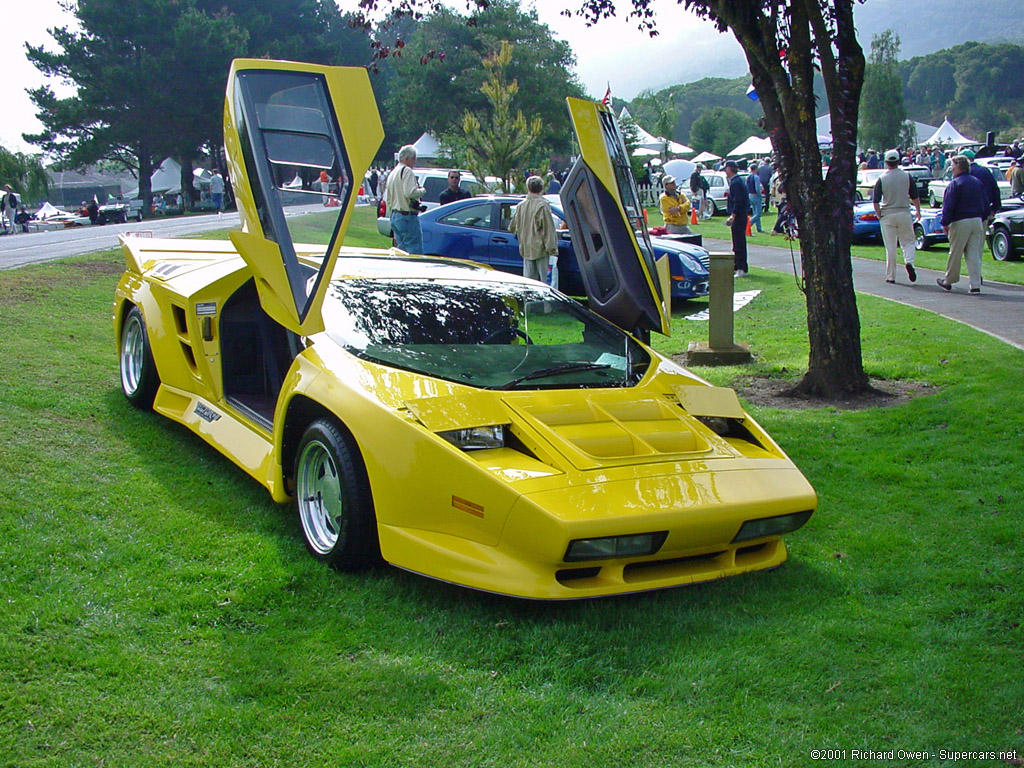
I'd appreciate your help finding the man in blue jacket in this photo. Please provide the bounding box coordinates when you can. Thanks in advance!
[961,149,1001,221]
[937,155,988,294]
[725,160,751,276]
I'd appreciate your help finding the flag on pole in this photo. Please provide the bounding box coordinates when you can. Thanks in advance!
[746,83,759,101]
[601,82,611,106]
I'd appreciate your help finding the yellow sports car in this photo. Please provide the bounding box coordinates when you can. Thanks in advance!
[114,59,816,599]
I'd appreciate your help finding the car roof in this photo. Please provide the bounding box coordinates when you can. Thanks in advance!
[329,253,537,286]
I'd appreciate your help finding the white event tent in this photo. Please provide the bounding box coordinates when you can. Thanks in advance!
[728,136,772,156]
[691,150,721,163]
[922,118,975,147]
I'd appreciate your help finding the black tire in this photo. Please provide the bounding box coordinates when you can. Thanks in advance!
[119,306,159,409]
[929,191,938,208]
[708,198,718,216]
[914,224,931,251]
[294,419,379,570]
[990,228,1017,261]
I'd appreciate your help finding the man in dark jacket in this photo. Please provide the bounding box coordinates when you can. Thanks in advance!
[724,160,751,276]
[937,154,988,294]
[438,170,471,206]
[961,149,1001,220]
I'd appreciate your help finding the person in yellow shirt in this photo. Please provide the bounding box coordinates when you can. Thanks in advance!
[659,175,692,234]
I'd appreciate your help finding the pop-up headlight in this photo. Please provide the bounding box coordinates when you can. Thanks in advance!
[732,510,813,543]
[438,425,505,451]
[564,531,668,562]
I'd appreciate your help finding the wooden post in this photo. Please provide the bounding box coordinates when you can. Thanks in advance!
[685,251,752,365]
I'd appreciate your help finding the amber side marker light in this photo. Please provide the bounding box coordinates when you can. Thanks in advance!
[564,532,668,563]
[731,510,814,543]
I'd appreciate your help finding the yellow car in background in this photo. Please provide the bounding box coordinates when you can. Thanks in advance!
[113,60,816,599]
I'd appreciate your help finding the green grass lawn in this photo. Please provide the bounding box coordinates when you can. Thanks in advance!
[1,217,1022,766]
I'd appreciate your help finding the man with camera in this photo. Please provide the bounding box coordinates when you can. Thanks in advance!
[385,145,426,253]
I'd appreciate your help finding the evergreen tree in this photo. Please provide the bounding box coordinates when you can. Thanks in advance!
[461,42,543,192]
[860,30,907,151]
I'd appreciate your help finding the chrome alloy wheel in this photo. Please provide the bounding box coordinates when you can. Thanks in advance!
[296,438,345,555]
[120,312,146,396]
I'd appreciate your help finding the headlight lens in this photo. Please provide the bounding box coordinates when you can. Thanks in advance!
[732,510,813,543]
[438,425,505,451]
[564,531,668,562]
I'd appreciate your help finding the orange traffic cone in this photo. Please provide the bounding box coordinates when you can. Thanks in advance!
[690,207,698,225]
[745,216,752,236]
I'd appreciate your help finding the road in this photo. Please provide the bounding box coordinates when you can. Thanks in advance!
[1,210,1021,351]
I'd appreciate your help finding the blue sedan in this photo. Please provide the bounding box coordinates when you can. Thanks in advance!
[417,195,710,299]
[852,202,948,250]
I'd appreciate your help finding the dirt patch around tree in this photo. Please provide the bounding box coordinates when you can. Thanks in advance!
[734,375,937,411]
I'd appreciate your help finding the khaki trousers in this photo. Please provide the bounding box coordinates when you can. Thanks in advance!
[879,210,916,281]
[943,217,985,290]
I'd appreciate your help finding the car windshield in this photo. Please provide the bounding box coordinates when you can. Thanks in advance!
[321,278,649,389]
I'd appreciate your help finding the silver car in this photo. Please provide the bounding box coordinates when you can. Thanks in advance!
[700,170,749,216]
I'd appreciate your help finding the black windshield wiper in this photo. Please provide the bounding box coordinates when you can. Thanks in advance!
[488,362,612,390]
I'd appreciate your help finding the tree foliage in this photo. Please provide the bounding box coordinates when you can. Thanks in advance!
[901,41,1024,139]
[0,146,50,203]
[25,0,372,210]
[629,76,764,144]
[380,0,584,157]
[859,30,906,152]
[689,106,761,158]
[460,42,543,192]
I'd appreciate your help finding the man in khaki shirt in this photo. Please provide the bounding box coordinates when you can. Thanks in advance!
[509,176,557,283]
[385,145,425,253]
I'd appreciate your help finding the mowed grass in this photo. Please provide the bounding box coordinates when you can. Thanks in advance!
[1,214,1023,767]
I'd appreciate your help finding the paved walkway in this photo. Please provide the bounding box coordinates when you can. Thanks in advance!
[703,236,1024,352]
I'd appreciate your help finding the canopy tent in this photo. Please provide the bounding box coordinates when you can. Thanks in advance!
[728,136,772,156]
[123,157,183,198]
[620,106,693,155]
[816,113,939,148]
[923,118,975,147]
[691,150,721,163]
[632,147,661,157]
[411,132,441,160]
[34,202,64,219]
[663,139,694,155]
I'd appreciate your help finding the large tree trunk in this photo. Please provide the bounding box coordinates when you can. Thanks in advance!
[177,156,194,212]
[138,142,153,221]
[790,174,870,397]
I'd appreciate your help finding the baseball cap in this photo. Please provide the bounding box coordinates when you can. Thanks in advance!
[662,175,676,185]
[961,149,976,159]
[884,149,900,162]
[724,160,739,170]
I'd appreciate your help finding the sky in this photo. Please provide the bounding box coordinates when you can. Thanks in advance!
[1,0,1004,157]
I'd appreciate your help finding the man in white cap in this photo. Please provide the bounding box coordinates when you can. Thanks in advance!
[659,175,692,234]
[872,148,920,284]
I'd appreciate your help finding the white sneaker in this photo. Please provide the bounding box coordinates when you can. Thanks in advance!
[734,270,748,278]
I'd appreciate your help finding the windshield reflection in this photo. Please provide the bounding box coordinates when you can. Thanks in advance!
[321,279,649,389]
